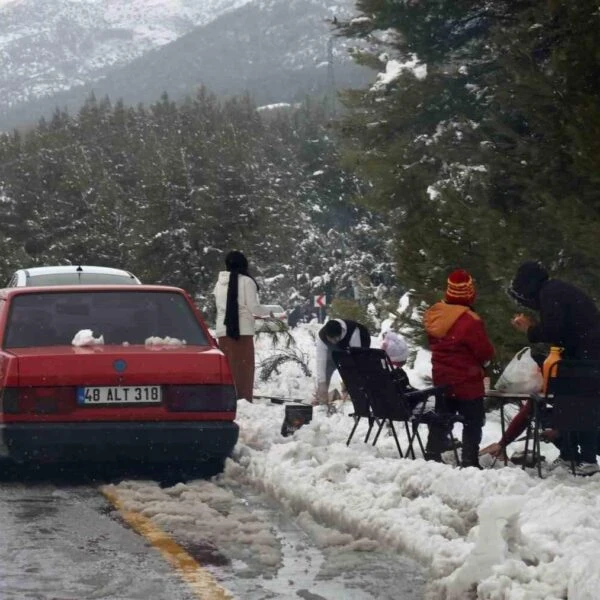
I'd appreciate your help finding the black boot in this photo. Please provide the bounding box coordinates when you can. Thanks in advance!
[424,451,443,462]
[460,439,481,469]
[458,398,485,469]
[424,422,447,462]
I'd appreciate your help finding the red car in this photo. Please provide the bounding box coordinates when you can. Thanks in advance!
[0,285,238,468]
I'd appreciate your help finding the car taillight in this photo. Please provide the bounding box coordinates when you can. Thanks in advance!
[165,385,236,412]
[0,387,75,415]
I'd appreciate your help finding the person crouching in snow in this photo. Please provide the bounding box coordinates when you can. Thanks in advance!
[423,269,495,468]
[314,318,371,405]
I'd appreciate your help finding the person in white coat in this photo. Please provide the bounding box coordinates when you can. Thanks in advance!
[213,251,270,402]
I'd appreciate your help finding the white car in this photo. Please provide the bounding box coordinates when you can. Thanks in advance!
[6,265,142,287]
[254,304,288,332]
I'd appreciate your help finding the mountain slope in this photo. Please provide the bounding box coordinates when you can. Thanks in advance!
[0,0,372,130]
[0,0,251,110]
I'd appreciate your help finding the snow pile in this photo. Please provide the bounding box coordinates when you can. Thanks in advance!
[228,396,600,599]
[371,55,427,92]
[436,495,526,599]
[104,479,282,572]
[71,329,104,346]
[144,336,187,346]
[70,330,187,347]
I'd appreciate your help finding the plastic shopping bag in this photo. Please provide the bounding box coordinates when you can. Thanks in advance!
[495,347,543,394]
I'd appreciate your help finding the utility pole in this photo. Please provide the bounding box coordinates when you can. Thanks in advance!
[327,36,336,117]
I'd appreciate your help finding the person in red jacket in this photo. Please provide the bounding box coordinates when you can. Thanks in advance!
[423,269,495,467]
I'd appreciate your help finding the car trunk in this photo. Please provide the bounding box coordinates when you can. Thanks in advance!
[7,345,227,387]
[1,345,235,423]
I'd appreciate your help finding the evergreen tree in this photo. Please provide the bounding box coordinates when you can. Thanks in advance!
[336,0,600,364]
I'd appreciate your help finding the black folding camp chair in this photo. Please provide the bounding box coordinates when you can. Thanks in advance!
[331,349,377,446]
[333,348,459,461]
[528,359,600,477]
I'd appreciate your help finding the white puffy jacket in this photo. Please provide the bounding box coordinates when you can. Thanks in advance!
[213,271,270,337]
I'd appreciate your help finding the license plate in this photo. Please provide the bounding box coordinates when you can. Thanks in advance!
[77,386,162,405]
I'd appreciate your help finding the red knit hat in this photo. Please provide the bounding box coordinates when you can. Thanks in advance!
[445,269,476,306]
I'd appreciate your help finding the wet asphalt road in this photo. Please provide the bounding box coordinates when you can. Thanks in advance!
[0,463,425,600]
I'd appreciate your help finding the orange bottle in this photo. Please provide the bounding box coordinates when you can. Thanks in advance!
[542,346,562,394]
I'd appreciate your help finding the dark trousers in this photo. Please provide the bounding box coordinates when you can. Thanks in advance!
[426,397,485,466]
[543,406,599,463]
[558,432,597,464]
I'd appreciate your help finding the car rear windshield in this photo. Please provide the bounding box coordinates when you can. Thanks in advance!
[3,290,209,348]
[25,273,139,286]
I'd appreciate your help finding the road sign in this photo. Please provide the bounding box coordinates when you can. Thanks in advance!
[314,294,327,308]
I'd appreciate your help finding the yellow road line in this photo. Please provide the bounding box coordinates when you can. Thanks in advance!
[102,487,233,600]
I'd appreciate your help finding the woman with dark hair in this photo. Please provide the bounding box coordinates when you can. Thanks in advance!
[213,251,270,402]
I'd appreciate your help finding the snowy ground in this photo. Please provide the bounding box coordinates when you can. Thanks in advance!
[109,323,600,600]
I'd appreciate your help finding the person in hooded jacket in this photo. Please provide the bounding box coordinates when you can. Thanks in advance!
[509,261,600,360]
[423,269,495,467]
[213,251,271,402]
[509,260,600,475]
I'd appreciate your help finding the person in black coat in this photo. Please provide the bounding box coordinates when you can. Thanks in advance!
[287,304,303,329]
[509,261,600,360]
[509,260,600,474]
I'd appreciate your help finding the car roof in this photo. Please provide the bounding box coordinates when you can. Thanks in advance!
[0,284,184,300]
[262,304,285,312]
[19,265,131,275]
[18,265,135,276]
